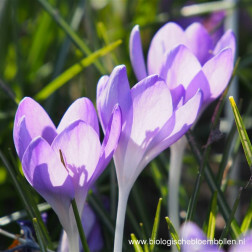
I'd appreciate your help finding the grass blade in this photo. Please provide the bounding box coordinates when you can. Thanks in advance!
[37,0,106,74]
[207,191,217,240]
[229,96,252,168]
[33,218,47,252]
[34,39,122,101]
[241,201,252,233]
[139,223,150,252]
[165,217,180,252]
[186,130,242,238]
[150,198,162,252]
[0,151,52,248]
[130,233,144,252]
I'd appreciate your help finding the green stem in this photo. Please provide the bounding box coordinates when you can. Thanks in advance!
[71,199,90,252]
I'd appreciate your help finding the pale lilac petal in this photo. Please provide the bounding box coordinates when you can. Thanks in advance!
[185,70,211,103]
[129,25,147,81]
[52,120,101,186]
[180,222,222,252]
[13,97,57,159]
[90,105,121,184]
[229,232,252,252]
[147,22,187,75]
[57,98,99,136]
[160,45,202,90]
[142,90,202,169]
[130,75,173,146]
[202,48,233,102]
[96,65,132,131]
[185,22,213,65]
[22,137,74,230]
[213,30,236,61]
[118,75,173,184]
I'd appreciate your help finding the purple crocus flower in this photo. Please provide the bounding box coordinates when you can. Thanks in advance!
[130,22,235,109]
[13,97,121,251]
[130,22,236,231]
[181,222,252,252]
[96,65,203,251]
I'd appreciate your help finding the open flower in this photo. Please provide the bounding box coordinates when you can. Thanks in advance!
[96,65,202,251]
[181,222,252,252]
[130,22,236,109]
[130,22,236,232]
[13,97,121,251]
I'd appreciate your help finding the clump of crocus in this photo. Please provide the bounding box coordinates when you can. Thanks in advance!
[130,22,236,231]
[13,97,121,251]
[181,222,252,252]
[96,65,203,252]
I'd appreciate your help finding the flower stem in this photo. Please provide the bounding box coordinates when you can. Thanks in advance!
[71,199,90,252]
[168,136,187,232]
[114,187,130,252]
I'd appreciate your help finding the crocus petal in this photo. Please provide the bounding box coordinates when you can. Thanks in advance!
[147,22,186,75]
[229,232,252,252]
[180,222,222,252]
[202,48,233,102]
[13,97,57,159]
[22,137,74,230]
[57,98,99,136]
[129,25,147,81]
[160,45,202,90]
[213,29,236,60]
[185,70,211,104]
[91,105,122,184]
[142,90,202,169]
[118,75,173,184]
[185,22,213,65]
[170,85,185,109]
[96,65,132,131]
[52,120,101,186]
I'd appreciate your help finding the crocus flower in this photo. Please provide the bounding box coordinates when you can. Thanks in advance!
[13,97,121,251]
[130,22,236,231]
[58,203,103,252]
[181,222,252,252]
[96,65,203,251]
[130,22,236,109]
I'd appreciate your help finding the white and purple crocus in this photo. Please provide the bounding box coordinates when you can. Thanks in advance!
[130,21,236,231]
[96,65,203,251]
[13,97,121,251]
